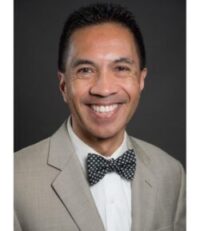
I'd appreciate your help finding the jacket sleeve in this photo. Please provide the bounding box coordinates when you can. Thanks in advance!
[174,162,186,231]
[14,211,22,231]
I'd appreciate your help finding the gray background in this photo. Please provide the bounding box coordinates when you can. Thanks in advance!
[15,0,186,168]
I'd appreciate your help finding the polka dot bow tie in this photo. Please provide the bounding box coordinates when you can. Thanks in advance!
[86,149,136,186]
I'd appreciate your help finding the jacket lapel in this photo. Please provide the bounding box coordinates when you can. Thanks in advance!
[128,137,157,231]
[48,122,105,231]
[47,122,157,230]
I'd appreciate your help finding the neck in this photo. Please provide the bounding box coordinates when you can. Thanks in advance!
[72,127,125,157]
[84,134,125,156]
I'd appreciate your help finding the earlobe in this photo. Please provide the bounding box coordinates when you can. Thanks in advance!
[58,71,68,103]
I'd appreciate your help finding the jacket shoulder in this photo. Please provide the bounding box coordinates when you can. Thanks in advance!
[130,136,184,174]
[15,138,50,170]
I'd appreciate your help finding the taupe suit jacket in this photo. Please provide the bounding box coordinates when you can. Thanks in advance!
[14,122,185,231]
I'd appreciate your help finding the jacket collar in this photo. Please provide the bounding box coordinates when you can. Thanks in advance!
[48,122,157,231]
[128,137,157,231]
[48,121,105,231]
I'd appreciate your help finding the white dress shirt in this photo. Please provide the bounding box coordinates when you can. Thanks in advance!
[67,118,132,231]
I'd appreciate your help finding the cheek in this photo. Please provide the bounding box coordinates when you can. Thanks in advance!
[121,79,142,100]
[67,80,90,101]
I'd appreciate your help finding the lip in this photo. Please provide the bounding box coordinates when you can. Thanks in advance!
[91,104,118,113]
[86,103,122,121]
[83,95,127,106]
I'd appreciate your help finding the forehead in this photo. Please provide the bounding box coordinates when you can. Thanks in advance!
[67,23,140,64]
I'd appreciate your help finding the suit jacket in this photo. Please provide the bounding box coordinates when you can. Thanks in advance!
[14,121,186,231]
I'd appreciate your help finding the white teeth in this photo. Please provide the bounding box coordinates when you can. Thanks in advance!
[91,104,118,113]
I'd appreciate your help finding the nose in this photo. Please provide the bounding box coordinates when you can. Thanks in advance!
[89,71,118,97]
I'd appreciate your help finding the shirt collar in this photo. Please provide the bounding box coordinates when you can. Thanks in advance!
[67,117,128,171]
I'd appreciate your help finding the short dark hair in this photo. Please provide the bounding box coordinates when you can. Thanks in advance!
[58,3,146,72]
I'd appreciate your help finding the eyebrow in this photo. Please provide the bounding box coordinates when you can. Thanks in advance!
[113,57,134,65]
[71,59,96,68]
[71,57,134,69]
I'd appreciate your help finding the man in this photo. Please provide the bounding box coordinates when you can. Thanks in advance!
[15,3,185,231]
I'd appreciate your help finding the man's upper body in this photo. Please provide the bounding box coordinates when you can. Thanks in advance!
[14,3,186,231]
[15,120,185,231]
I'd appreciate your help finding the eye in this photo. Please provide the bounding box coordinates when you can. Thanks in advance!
[74,66,96,79]
[77,67,93,74]
[115,66,131,72]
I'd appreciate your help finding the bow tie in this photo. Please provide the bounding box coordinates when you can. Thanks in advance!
[86,149,136,186]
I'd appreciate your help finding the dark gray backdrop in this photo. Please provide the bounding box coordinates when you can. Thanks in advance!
[15,0,186,168]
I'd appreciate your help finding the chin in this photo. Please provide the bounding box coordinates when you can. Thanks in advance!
[88,126,123,140]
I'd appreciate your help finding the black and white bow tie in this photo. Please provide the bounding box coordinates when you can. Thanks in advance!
[86,149,136,186]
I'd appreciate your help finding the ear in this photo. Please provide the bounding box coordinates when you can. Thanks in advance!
[58,71,68,103]
[139,67,147,91]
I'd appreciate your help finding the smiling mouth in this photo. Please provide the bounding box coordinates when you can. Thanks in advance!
[90,104,118,113]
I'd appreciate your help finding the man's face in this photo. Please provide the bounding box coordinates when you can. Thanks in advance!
[59,23,147,144]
